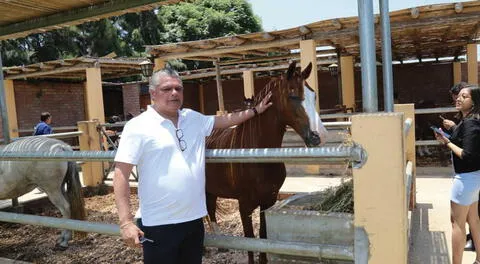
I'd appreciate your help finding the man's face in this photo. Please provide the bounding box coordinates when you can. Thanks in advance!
[46,117,52,124]
[150,76,184,115]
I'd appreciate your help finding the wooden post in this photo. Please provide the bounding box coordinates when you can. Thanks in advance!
[243,70,255,99]
[351,113,407,264]
[453,61,462,85]
[467,44,478,85]
[4,80,19,139]
[394,104,416,209]
[153,58,166,72]
[78,121,103,187]
[85,67,105,123]
[300,39,319,111]
[214,60,225,114]
[340,56,355,112]
[199,82,205,114]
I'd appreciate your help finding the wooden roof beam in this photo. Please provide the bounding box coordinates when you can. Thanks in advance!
[5,63,92,80]
[0,0,183,40]
[154,38,301,60]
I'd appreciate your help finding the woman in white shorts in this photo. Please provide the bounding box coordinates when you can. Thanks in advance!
[435,85,480,264]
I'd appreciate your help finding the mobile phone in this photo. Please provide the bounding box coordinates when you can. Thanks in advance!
[430,126,451,139]
[139,236,154,244]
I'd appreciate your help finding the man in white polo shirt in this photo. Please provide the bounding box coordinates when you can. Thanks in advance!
[113,67,272,264]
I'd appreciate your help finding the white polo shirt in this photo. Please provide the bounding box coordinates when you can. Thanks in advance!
[114,106,215,226]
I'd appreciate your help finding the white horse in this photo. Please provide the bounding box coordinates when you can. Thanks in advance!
[0,137,86,248]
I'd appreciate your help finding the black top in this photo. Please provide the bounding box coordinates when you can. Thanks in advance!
[450,117,480,173]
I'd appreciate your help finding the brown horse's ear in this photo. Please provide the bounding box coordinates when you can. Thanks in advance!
[286,61,297,80]
[302,62,312,79]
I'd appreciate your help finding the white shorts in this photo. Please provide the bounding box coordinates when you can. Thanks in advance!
[451,170,480,206]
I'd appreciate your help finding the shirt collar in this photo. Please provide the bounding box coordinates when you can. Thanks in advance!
[146,105,184,125]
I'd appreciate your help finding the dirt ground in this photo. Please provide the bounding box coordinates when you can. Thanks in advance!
[0,190,260,264]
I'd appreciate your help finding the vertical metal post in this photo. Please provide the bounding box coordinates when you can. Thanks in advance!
[214,59,225,113]
[380,0,394,112]
[0,50,10,144]
[357,0,378,112]
[0,50,17,207]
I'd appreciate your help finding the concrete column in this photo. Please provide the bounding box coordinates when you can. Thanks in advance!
[243,70,255,99]
[453,61,462,85]
[340,56,355,111]
[467,44,478,85]
[85,68,105,123]
[352,113,407,264]
[300,39,319,111]
[78,120,103,187]
[4,80,19,138]
[394,104,416,209]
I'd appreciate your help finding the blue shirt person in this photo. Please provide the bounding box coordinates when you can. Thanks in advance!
[33,112,53,135]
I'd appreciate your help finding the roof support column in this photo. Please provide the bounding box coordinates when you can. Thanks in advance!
[340,56,355,112]
[214,60,225,114]
[453,61,462,85]
[467,44,478,85]
[243,70,255,99]
[0,51,10,143]
[379,0,394,112]
[300,39,319,111]
[4,80,18,139]
[357,0,378,112]
[85,67,105,123]
[154,58,165,72]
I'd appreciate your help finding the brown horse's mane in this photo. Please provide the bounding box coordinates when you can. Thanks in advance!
[207,77,284,149]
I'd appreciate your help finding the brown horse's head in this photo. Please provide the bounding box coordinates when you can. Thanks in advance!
[272,61,326,147]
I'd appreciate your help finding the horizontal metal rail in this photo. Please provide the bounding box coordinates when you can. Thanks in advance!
[0,145,368,168]
[100,122,127,128]
[404,118,413,136]
[414,107,456,115]
[323,121,352,128]
[18,126,78,134]
[0,211,353,261]
[416,140,441,146]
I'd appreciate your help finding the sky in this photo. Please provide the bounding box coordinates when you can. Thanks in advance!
[247,0,475,31]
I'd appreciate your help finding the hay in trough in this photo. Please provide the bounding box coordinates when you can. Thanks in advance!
[306,179,353,214]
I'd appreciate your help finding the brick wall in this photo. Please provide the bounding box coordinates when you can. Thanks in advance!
[122,83,140,118]
[11,80,85,136]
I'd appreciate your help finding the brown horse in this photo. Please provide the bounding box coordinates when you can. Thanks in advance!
[206,61,327,264]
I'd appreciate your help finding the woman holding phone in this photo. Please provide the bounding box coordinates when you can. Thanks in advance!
[434,85,480,264]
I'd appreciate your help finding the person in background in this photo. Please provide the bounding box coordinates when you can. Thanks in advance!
[443,82,469,133]
[434,85,480,264]
[113,68,272,264]
[441,82,479,251]
[33,112,53,135]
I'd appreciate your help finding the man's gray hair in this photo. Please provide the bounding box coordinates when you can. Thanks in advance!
[149,68,183,91]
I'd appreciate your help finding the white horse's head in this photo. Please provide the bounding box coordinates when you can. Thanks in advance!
[302,84,328,145]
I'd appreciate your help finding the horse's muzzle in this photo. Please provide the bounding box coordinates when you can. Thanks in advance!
[305,131,321,147]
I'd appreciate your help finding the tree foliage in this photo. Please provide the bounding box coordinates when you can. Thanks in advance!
[0,0,262,70]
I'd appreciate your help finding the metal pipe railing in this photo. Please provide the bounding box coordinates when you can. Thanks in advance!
[323,121,352,128]
[0,211,354,261]
[18,126,78,134]
[414,107,456,115]
[405,160,413,208]
[12,131,84,142]
[404,118,413,136]
[0,145,368,168]
[416,140,441,146]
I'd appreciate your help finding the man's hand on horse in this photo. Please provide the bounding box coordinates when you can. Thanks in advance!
[120,222,144,248]
[255,91,273,114]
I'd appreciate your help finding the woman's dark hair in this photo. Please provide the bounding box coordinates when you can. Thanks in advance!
[467,86,480,120]
[450,82,469,96]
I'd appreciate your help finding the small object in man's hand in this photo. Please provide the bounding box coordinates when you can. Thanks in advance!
[139,236,154,244]
[430,126,451,139]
